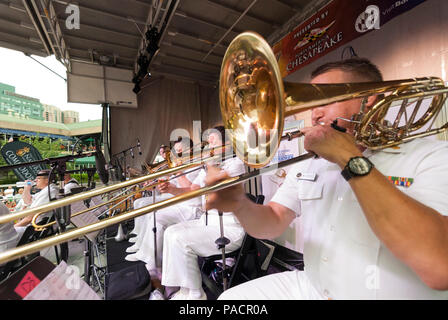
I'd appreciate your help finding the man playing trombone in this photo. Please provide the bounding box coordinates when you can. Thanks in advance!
[206,58,448,299]
[153,144,169,164]
[156,125,246,300]
[124,137,202,280]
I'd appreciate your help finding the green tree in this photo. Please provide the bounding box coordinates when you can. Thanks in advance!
[19,135,65,159]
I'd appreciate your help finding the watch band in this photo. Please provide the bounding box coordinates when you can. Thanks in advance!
[341,156,374,181]
[341,166,353,181]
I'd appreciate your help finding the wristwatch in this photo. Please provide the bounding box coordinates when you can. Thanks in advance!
[341,156,374,181]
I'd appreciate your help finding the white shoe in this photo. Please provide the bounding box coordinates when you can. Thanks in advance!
[126,245,139,253]
[128,237,137,243]
[149,289,165,300]
[170,288,207,300]
[124,253,139,262]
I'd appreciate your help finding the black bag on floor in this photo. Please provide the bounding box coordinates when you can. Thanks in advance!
[105,263,151,300]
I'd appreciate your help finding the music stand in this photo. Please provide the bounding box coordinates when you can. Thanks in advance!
[48,159,73,263]
[69,198,105,295]
[151,187,159,271]
[215,211,231,291]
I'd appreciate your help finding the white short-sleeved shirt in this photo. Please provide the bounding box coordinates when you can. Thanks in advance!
[0,202,18,246]
[153,154,165,163]
[31,184,59,222]
[64,179,79,195]
[193,157,246,220]
[0,202,19,266]
[171,169,202,207]
[271,138,448,300]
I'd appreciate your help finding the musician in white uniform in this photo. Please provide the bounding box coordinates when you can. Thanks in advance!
[126,138,194,251]
[63,173,79,195]
[157,126,246,300]
[124,137,201,275]
[205,58,448,300]
[14,170,58,240]
[0,201,19,267]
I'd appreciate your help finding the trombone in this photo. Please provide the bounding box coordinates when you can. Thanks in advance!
[219,32,448,168]
[0,31,447,265]
[0,143,232,227]
[29,157,214,232]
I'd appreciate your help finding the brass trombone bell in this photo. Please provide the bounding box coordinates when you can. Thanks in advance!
[220,32,448,168]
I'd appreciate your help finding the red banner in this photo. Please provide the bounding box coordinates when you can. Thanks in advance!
[273,0,427,78]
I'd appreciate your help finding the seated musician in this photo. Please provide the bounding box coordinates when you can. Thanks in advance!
[204,58,448,300]
[127,145,170,178]
[14,170,58,239]
[124,136,202,276]
[153,144,169,164]
[127,137,193,243]
[63,173,80,195]
[0,201,19,267]
[146,126,246,300]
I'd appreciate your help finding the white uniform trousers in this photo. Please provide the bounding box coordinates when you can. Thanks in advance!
[13,226,27,242]
[218,270,326,300]
[130,193,173,248]
[0,233,19,267]
[161,212,245,290]
[132,204,201,270]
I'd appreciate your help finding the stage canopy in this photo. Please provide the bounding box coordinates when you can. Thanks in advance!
[0,0,330,166]
[0,0,325,86]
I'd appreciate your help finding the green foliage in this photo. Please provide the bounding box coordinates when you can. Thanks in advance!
[18,135,67,159]
[0,154,6,167]
[0,176,19,185]
[71,172,100,183]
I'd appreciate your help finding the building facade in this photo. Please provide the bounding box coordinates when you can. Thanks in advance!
[0,82,79,124]
[0,82,44,121]
[62,110,79,124]
[0,82,98,141]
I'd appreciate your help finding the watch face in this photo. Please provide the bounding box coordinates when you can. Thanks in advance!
[349,157,372,175]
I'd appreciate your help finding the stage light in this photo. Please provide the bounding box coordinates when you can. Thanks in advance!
[132,38,156,94]
[137,54,150,78]
[146,43,159,56]
[145,26,159,42]
[138,54,148,66]
[133,83,141,94]
[145,26,160,57]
